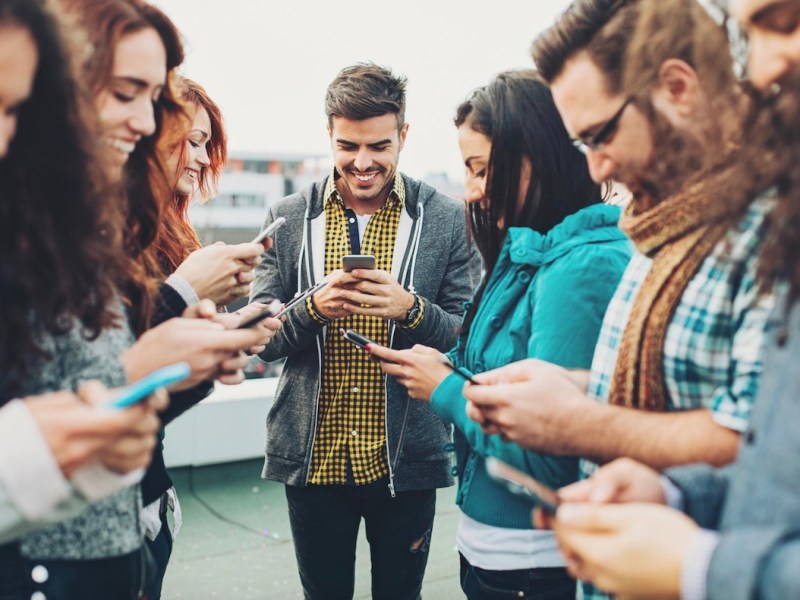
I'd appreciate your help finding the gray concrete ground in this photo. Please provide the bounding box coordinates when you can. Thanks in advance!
[162,459,462,599]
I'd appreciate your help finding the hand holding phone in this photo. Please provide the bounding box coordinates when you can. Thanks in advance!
[106,362,191,410]
[236,299,282,329]
[273,278,330,319]
[251,217,286,245]
[485,457,561,514]
[439,357,480,385]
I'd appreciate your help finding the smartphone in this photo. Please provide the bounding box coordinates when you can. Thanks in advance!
[439,357,480,385]
[485,457,561,514]
[237,298,283,328]
[106,362,191,410]
[251,216,287,245]
[342,254,376,272]
[274,278,329,319]
[340,328,376,350]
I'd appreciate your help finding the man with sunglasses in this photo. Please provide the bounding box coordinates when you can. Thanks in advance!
[463,2,777,594]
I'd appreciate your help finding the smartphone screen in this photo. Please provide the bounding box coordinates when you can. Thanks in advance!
[485,457,561,514]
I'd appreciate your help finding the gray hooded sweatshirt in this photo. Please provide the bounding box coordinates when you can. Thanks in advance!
[251,173,481,495]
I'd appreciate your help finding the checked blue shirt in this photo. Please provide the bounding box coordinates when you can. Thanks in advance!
[580,195,775,600]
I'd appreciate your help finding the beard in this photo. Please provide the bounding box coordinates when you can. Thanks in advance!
[619,106,723,213]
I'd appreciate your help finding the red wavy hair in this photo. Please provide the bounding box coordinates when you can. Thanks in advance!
[154,77,228,273]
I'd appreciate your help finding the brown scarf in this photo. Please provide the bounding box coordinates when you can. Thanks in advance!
[608,174,751,412]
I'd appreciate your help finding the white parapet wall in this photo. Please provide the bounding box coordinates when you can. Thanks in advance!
[163,378,277,468]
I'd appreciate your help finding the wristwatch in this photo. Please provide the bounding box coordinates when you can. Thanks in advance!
[396,293,421,326]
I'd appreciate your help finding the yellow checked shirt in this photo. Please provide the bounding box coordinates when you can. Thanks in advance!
[306,172,413,486]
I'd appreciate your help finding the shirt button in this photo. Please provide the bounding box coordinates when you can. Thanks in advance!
[352,430,358,437]
[518,271,532,284]
[31,565,48,583]
[442,443,455,452]
[489,316,502,330]
[450,466,458,476]
[352,386,359,393]
[349,217,356,224]
[31,593,47,600]
[744,427,756,445]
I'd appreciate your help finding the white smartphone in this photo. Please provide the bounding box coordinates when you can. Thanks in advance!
[342,254,376,272]
[252,217,286,245]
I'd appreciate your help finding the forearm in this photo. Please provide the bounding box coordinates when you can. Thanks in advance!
[565,404,740,470]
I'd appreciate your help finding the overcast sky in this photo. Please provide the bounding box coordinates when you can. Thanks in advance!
[152,0,574,182]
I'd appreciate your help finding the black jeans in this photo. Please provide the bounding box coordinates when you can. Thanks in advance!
[459,553,576,600]
[285,479,436,600]
[144,495,173,600]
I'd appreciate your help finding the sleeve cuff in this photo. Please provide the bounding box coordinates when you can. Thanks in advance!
[165,273,200,306]
[661,475,686,511]
[70,464,144,503]
[0,400,72,520]
[681,529,720,600]
[305,296,331,325]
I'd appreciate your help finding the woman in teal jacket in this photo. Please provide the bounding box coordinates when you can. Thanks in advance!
[369,70,631,599]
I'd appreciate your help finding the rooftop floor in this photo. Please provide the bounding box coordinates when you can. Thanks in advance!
[162,459,462,599]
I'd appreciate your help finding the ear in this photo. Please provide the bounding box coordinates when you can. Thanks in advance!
[398,122,410,151]
[650,58,702,124]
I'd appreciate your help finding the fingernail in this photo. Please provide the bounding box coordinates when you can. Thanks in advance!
[364,344,371,351]
[555,504,583,524]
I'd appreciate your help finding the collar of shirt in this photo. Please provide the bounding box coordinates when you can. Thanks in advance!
[324,168,406,212]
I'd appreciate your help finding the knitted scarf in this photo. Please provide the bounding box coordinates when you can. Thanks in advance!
[608,175,750,411]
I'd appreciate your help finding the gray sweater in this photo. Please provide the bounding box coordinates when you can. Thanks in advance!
[251,173,481,493]
[666,294,800,600]
[4,315,142,560]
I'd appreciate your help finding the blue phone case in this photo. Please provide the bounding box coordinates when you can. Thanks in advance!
[106,362,191,410]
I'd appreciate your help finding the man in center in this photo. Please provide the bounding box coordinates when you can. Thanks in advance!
[251,62,479,600]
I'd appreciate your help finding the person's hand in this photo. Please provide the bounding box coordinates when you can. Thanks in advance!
[23,382,168,477]
[367,344,449,402]
[560,458,667,505]
[174,242,264,306]
[462,359,590,453]
[549,503,698,599]
[310,269,360,321]
[120,317,265,390]
[339,269,415,321]
[231,302,283,354]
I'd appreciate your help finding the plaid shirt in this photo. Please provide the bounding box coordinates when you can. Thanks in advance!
[581,196,775,600]
[307,171,414,485]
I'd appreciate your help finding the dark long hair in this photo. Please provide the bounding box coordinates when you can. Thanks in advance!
[0,0,127,382]
[454,70,601,340]
[61,0,186,330]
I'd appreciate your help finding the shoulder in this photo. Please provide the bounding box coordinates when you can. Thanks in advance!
[401,173,464,216]
[270,178,329,219]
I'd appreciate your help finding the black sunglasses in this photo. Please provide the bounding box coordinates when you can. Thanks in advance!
[572,96,633,154]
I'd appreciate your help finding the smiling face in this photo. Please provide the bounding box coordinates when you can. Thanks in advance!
[0,25,37,160]
[168,105,211,196]
[731,0,800,90]
[328,113,408,209]
[94,27,166,180]
[551,51,655,185]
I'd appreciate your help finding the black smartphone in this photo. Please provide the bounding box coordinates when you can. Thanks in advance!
[342,254,376,272]
[439,357,480,385]
[340,328,376,350]
[485,457,561,514]
[237,299,282,329]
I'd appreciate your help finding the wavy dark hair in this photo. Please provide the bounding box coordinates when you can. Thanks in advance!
[454,70,602,340]
[61,0,186,330]
[153,77,227,274]
[0,0,128,382]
